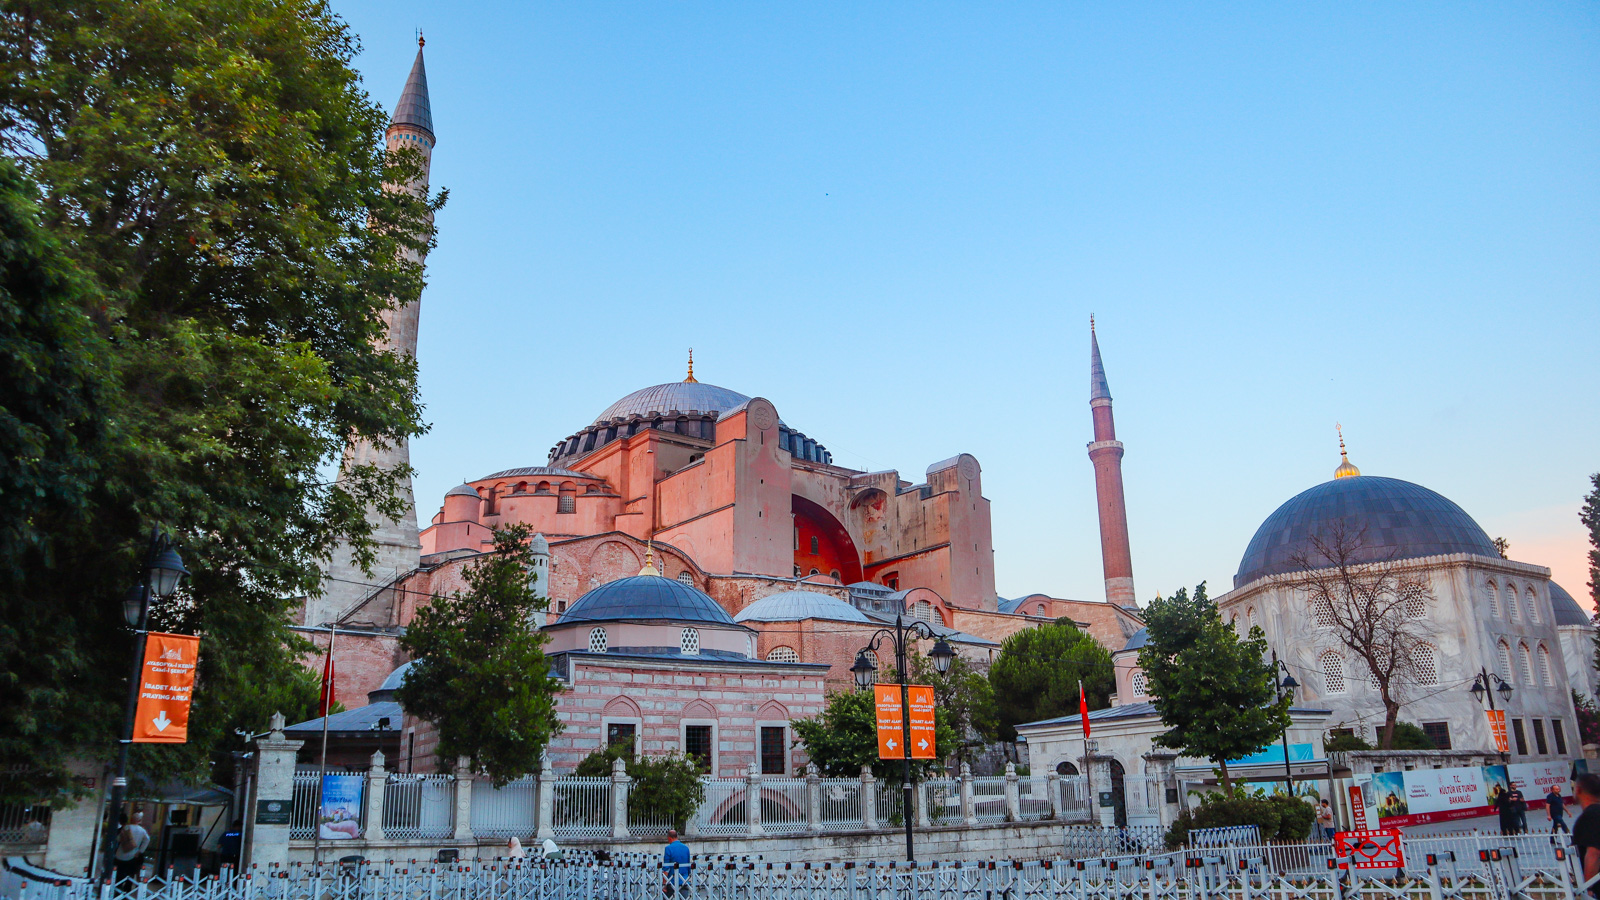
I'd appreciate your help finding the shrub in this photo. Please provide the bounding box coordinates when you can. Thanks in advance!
[1163,789,1316,847]
[570,744,706,831]
[1324,732,1372,752]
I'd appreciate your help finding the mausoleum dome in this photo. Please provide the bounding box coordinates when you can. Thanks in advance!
[734,590,871,624]
[563,574,736,626]
[1550,582,1591,627]
[1235,473,1499,589]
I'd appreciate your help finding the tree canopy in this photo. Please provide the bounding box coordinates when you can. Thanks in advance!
[907,650,998,766]
[791,689,957,779]
[0,0,436,801]
[398,526,562,785]
[987,620,1114,742]
[1138,584,1290,791]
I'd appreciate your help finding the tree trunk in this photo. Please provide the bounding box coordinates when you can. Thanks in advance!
[1217,757,1233,794]
[1379,695,1400,749]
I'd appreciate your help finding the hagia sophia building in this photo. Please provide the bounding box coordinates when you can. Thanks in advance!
[290,41,1595,779]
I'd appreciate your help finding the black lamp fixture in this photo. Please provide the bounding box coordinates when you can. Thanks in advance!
[148,543,190,598]
[122,586,146,628]
[929,639,955,675]
[851,651,876,690]
[1280,672,1299,692]
[1497,679,1513,703]
[1470,677,1487,703]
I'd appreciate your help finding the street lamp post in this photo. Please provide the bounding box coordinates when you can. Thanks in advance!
[101,530,188,884]
[851,616,954,863]
[1269,651,1299,795]
[1469,668,1514,762]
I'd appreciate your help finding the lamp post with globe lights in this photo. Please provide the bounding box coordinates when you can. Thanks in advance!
[850,617,954,862]
[1269,651,1300,794]
[1469,668,1514,762]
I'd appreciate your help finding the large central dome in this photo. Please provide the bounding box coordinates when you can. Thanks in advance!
[592,382,752,425]
[1235,474,1499,588]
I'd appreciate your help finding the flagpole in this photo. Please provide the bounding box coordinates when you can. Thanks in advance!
[313,624,336,868]
[1080,679,1093,824]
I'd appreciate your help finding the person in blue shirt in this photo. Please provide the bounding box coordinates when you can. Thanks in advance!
[662,829,692,894]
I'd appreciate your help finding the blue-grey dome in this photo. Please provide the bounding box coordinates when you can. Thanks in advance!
[379,660,415,692]
[563,575,736,626]
[734,591,871,624]
[1551,582,1591,627]
[1122,628,1148,652]
[1235,476,1499,589]
[594,382,751,424]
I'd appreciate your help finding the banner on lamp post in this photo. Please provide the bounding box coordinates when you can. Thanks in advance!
[907,685,936,759]
[874,684,904,759]
[1485,710,1509,754]
[131,632,200,743]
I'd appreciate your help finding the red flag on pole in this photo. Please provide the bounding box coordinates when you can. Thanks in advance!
[1079,680,1091,739]
[319,642,336,716]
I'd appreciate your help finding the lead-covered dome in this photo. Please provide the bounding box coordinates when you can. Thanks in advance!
[1235,475,1499,589]
[734,590,871,624]
[563,574,736,626]
[1551,582,1591,627]
[593,382,752,425]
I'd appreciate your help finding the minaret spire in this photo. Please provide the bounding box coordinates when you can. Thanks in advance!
[1087,319,1137,607]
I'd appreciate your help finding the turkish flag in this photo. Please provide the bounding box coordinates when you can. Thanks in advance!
[319,644,336,716]
[1079,681,1091,739]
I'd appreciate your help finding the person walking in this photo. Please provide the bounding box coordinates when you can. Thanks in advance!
[1550,785,1572,835]
[1317,800,1336,840]
[113,811,151,887]
[1570,775,1600,896]
[662,829,691,896]
[1499,784,1529,835]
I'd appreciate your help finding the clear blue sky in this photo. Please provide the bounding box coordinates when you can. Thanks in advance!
[332,2,1599,608]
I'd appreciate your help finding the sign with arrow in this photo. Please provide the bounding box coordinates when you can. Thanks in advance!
[874,684,937,760]
[132,632,200,743]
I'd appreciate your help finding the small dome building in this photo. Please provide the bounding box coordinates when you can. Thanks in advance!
[1216,445,1583,761]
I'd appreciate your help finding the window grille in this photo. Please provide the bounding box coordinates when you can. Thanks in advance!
[1526,590,1540,624]
[680,628,700,655]
[1512,719,1528,755]
[1313,596,1335,627]
[1518,643,1534,685]
[1532,719,1549,755]
[760,727,787,775]
[1402,583,1427,618]
[677,571,694,586]
[1246,607,1257,631]
[1554,720,1570,755]
[1507,584,1521,623]
[1321,652,1346,694]
[1538,644,1554,686]
[557,495,575,514]
[1130,671,1147,696]
[1421,721,1451,750]
[588,627,608,654]
[766,646,798,663]
[1488,581,1500,617]
[913,600,935,623]
[1411,643,1439,686]
[684,725,712,772]
[1497,641,1513,682]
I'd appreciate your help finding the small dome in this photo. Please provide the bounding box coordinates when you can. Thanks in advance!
[445,483,480,498]
[1121,628,1148,652]
[379,660,415,692]
[563,574,735,626]
[481,466,599,481]
[593,382,752,425]
[1551,582,1591,627]
[734,591,871,624]
[1236,475,1499,588]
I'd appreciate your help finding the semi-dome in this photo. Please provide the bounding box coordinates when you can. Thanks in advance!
[1551,582,1591,627]
[593,382,752,425]
[563,574,736,626]
[1235,475,1499,589]
[734,590,871,624]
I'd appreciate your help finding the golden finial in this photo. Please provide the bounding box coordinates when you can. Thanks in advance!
[417,29,425,48]
[684,348,698,383]
[1090,314,1096,333]
[1334,423,1361,479]
[639,538,661,577]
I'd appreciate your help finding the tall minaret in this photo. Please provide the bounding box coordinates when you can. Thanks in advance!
[310,37,436,627]
[1087,317,1137,607]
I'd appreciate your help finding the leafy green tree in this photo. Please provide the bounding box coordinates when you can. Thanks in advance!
[572,745,706,830]
[1573,691,1600,746]
[987,620,1114,742]
[0,0,436,800]
[791,689,957,779]
[907,651,998,766]
[1323,731,1373,753]
[1387,722,1438,750]
[1139,584,1290,792]
[398,527,562,785]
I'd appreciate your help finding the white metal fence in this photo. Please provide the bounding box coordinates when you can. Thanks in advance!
[467,776,535,839]
[382,774,453,840]
[757,779,807,834]
[694,778,747,836]
[549,777,610,839]
[971,776,1007,823]
[817,778,862,830]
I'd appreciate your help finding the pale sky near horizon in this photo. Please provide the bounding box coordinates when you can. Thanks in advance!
[331,2,1599,610]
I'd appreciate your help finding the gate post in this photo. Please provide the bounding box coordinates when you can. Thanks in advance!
[860,765,877,831]
[805,764,821,833]
[1003,762,1021,822]
[246,713,302,870]
[363,751,387,842]
[959,762,977,827]
[610,756,631,839]
[535,753,555,841]
[1046,771,1063,819]
[452,756,474,841]
[745,762,765,836]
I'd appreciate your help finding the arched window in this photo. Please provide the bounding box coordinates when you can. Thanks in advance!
[862,649,879,669]
[830,569,841,581]
[1402,584,1427,618]
[588,627,608,654]
[1321,651,1347,694]
[1526,590,1540,624]
[1246,607,1257,632]
[1487,580,1500,617]
[680,628,700,656]
[1130,671,1147,696]
[766,646,798,663]
[913,600,935,623]
[1518,642,1535,685]
[1507,583,1521,623]
[1538,644,1554,686]
[1411,643,1439,686]
[1036,603,1047,617]
[557,482,577,514]
[1497,641,1514,682]
[677,571,695,586]
[1056,761,1079,777]
[1312,596,1335,627]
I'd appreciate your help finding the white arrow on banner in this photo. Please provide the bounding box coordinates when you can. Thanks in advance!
[886,738,897,751]
[918,739,929,750]
[152,711,172,732]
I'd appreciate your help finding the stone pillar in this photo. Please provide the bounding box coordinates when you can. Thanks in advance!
[1046,772,1063,820]
[535,754,555,841]
[610,756,631,839]
[1088,756,1116,827]
[247,713,303,870]
[1142,752,1179,828]
[959,762,977,827]
[805,765,821,833]
[686,775,706,838]
[745,762,765,836]
[1003,762,1021,822]
[363,751,388,841]
[452,757,474,842]
[860,766,877,831]
[914,777,931,829]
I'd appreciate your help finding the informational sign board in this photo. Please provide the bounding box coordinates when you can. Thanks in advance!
[1486,710,1509,754]
[1335,829,1404,870]
[1348,784,1370,830]
[131,632,200,743]
[255,799,292,825]
[318,775,363,840]
[874,684,937,759]
[1358,761,1567,828]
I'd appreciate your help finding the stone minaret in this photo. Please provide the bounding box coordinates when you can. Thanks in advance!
[309,38,435,627]
[1087,318,1137,608]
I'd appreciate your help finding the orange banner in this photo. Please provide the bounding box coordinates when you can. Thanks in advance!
[908,685,936,759]
[1486,709,1508,754]
[132,633,200,743]
[875,685,905,759]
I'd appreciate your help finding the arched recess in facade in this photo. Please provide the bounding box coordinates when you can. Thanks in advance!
[791,495,864,584]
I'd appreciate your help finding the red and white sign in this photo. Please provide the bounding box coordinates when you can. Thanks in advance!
[1510,761,1569,811]
[1486,710,1509,755]
[874,684,937,760]
[132,632,200,743]
[1335,829,1404,870]
[907,685,936,760]
[1348,784,1371,830]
